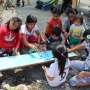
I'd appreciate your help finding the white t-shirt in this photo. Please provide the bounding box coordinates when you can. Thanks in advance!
[45,59,70,87]
[21,24,38,36]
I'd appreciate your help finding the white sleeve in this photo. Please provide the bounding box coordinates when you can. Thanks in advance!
[21,25,25,34]
[34,25,38,32]
[48,63,55,77]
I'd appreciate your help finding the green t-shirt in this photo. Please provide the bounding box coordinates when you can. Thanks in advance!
[70,24,85,39]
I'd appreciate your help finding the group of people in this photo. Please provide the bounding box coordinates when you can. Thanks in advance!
[0,6,90,88]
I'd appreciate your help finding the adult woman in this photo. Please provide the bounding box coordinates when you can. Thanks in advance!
[62,8,87,33]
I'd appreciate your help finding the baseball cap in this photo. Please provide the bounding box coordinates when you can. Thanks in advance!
[86,35,90,40]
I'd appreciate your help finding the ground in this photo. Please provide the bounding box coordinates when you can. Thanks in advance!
[0,0,90,90]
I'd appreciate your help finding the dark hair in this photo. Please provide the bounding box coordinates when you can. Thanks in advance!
[66,8,76,16]
[51,26,61,36]
[51,6,61,16]
[74,14,83,25]
[83,29,90,38]
[6,17,22,33]
[52,44,68,76]
[26,14,37,23]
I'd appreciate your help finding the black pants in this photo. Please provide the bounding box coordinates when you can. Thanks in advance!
[61,0,72,13]
[16,0,24,7]
[0,48,13,57]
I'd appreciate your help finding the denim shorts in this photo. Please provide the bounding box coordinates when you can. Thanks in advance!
[70,60,90,86]
[70,75,90,86]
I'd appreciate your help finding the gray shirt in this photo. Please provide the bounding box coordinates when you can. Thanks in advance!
[62,17,87,32]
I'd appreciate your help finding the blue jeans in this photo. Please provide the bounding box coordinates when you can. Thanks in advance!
[70,60,90,86]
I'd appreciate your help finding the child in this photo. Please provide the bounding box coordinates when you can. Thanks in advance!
[21,14,42,50]
[0,17,22,57]
[42,44,70,87]
[68,29,90,87]
[67,14,85,47]
[44,26,63,50]
[44,6,66,38]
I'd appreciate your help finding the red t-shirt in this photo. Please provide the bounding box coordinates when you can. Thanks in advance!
[45,17,62,37]
[0,24,21,50]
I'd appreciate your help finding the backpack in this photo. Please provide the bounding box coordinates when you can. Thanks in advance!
[35,0,44,9]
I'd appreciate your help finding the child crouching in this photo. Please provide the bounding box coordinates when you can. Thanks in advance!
[44,26,63,50]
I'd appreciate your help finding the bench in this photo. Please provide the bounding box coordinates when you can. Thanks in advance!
[0,50,77,71]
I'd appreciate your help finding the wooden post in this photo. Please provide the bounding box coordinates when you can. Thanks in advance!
[72,0,78,9]
[27,0,30,5]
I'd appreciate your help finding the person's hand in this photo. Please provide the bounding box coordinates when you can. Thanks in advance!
[64,32,67,37]
[31,44,38,50]
[37,43,40,48]
[68,49,72,53]
[42,66,47,72]
[65,35,69,40]
[12,49,18,56]
[80,36,84,40]
[43,46,47,51]
[71,45,76,48]
[76,71,86,79]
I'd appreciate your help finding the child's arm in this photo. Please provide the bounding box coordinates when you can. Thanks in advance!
[22,33,37,50]
[43,37,50,50]
[66,25,73,39]
[12,31,21,55]
[68,43,84,53]
[45,37,52,50]
[77,71,90,79]
[67,31,71,39]
[61,28,67,37]
[42,66,54,81]
[44,23,50,34]
[35,30,41,47]
[43,44,47,51]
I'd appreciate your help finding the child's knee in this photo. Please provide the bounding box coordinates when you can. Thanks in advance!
[70,61,76,69]
[69,76,77,86]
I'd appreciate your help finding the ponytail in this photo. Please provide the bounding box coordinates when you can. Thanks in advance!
[58,52,67,75]
[52,44,68,75]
